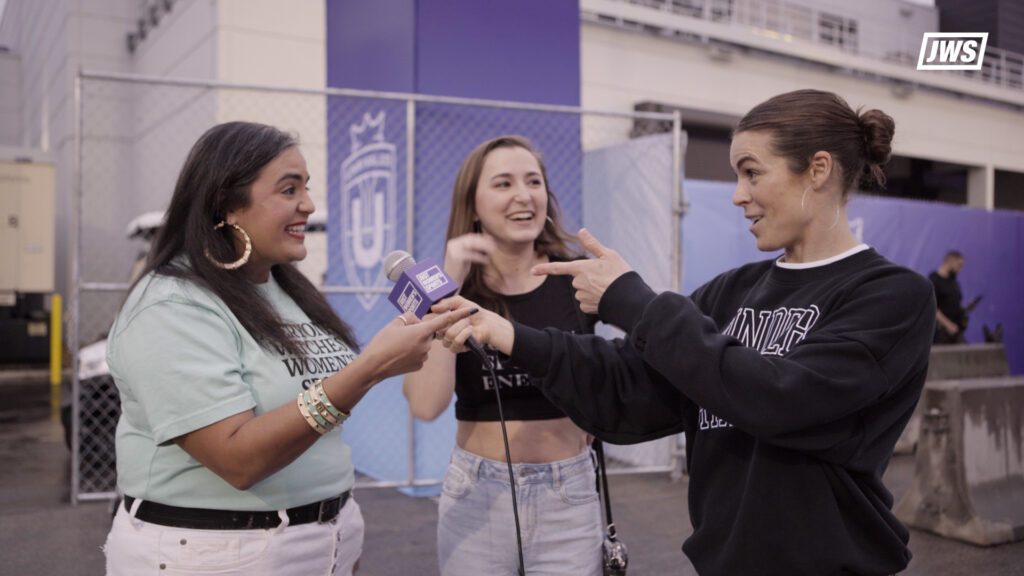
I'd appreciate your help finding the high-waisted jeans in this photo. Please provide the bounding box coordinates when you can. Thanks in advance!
[437,445,603,576]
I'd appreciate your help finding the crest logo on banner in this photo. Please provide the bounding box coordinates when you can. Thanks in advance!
[340,112,398,310]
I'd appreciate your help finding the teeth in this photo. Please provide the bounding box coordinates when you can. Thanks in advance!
[508,213,533,221]
[286,225,305,233]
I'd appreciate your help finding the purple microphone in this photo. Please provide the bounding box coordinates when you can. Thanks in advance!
[382,250,492,370]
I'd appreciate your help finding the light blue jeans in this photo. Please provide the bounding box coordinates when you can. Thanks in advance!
[437,445,603,576]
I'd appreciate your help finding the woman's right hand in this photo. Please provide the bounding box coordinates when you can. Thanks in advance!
[361,309,475,382]
[445,233,496,284]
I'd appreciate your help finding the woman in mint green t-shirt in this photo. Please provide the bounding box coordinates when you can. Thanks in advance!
[103,122,471,576]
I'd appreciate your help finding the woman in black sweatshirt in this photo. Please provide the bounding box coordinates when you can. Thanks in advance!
[433,89,936,576]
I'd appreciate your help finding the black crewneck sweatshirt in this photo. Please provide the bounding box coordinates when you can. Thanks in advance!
[510,248,935,576]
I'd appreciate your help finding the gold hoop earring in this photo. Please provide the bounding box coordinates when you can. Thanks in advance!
[205,221,252,270]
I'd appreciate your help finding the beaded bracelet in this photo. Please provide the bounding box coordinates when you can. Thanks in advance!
[296,392,331,435]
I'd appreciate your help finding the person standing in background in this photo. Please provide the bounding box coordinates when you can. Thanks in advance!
[930,250,967,344]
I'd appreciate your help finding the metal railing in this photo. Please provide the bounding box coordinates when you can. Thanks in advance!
[586,0,1024,94]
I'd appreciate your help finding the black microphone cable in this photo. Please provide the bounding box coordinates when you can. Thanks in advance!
[484,354,526,576]
[381,250,525,573]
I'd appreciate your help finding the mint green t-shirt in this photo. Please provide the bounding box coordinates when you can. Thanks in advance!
[107,270,357,510]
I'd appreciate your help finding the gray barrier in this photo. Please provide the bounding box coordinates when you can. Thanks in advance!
[895,373,1024,545]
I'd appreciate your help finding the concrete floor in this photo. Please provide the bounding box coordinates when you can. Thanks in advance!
[2,375,1024,575]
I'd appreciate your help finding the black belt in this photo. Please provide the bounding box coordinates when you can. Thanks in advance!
[123,490,350,530]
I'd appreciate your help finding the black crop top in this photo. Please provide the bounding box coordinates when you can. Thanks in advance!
[454,265,597,422]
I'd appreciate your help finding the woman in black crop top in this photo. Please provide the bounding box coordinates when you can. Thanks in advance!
[402,136,604,576]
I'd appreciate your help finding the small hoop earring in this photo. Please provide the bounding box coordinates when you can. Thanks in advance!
[206,221,252,270]
[545,215,554,226]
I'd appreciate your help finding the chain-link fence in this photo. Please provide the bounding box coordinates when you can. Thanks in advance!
[71,70,683,503]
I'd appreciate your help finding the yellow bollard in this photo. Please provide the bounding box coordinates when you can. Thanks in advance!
[50,294,62,421]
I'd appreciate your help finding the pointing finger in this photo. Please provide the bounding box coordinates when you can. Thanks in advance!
[578,228,608,259]
[532,261,582,277]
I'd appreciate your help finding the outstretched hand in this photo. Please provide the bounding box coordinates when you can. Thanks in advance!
[531,228,632,314]
[361,309,476,381]
[430,295,515,355]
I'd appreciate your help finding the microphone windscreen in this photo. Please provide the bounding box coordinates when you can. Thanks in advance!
[382,250,417,282]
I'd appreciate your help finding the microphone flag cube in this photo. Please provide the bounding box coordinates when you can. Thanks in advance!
[387,257,459,318]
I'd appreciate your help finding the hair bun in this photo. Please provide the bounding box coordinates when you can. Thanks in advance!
[858,109,895,188]
[859,109,894,165]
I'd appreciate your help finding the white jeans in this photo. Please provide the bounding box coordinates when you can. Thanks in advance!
[104,496,364,576]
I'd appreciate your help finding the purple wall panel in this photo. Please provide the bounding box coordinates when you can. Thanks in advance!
[326,0,416,91]
[415,0,580,104]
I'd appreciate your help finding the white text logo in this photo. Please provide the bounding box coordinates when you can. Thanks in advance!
[917,33,988,71]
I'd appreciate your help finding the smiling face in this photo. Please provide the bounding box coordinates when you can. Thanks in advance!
[225,146,313,281]
[473,146,549,249]
[729,130,816,255]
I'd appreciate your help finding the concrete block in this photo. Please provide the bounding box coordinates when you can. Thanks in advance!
[894,376,1024,546]
[895,344,1010,453]
[927,344,1011,381]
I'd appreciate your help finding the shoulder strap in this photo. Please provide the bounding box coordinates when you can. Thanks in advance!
[594,439,616,537]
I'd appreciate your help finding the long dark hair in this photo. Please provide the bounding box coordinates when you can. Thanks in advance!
[445,135,577,317]
[735,89,895,196]
[139,121,357,356]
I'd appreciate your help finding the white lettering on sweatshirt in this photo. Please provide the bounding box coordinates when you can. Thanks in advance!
[699,305,822,430]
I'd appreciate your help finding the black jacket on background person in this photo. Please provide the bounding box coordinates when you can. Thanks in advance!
[509,248,935,576]
[929,270,966,343]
